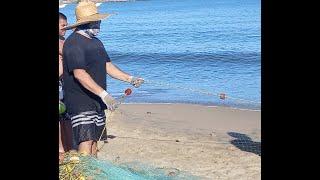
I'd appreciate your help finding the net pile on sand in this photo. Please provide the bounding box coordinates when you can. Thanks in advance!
[59,151,198,180]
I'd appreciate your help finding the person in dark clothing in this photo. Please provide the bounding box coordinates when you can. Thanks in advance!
[62,1,144,157]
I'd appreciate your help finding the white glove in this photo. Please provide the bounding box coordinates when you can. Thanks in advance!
[99,90,116,111]
[129,76,144,88]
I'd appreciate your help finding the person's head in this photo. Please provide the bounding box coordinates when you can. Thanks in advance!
[59,12,68,37]
[63,1,110,35]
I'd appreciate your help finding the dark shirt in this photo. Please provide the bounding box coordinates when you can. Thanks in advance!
[62,32,111,114]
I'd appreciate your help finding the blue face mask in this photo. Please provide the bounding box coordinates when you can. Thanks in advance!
[86,29,100,37]
[86,21,101,37]
[78,20,101,37]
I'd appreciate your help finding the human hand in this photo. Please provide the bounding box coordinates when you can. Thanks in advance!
[129,76,144,88]
[99,90,117,111]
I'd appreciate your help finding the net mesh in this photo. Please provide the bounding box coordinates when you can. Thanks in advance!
[59,151,199,180]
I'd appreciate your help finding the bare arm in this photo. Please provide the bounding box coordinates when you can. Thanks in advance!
[59,40,64,77]
[59,55,63,77]
[106,62,132,83]
[74,69,117,111]
[73,69,105,95]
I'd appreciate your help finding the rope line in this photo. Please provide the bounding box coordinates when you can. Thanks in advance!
[144,79,261,104]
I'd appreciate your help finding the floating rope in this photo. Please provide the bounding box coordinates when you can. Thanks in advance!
[143,79,261,104]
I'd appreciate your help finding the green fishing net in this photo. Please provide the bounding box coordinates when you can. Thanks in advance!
[59,151,199,180]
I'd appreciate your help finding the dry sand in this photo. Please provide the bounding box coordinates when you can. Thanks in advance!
[97,104,261,179]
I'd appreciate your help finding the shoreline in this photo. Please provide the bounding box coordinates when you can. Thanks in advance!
[61,0,132,4]
[121,102,261,112]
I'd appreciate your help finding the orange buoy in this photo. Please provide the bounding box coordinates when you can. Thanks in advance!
[125,88,132,96]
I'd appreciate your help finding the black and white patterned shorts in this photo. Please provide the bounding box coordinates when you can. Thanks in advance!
[70,111,107,145]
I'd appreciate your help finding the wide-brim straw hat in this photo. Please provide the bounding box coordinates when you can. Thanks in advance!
[63,1,111,30]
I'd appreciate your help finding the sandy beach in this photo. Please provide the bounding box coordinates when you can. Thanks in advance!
[97,104,261,179]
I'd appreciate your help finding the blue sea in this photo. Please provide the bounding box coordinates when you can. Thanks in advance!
[60,0,261,110]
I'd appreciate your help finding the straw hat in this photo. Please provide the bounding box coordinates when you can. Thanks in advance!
[63,1,110,30]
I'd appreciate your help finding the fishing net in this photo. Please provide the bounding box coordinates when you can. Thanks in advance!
[59,88,200,179]
[59,151,199,180]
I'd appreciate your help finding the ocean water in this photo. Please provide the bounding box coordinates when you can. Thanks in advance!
[60,0,261,109]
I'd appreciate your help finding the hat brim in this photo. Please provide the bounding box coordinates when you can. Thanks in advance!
[63,13,111,30]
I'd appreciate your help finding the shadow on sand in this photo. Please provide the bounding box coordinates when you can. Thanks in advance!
[227,132,261,156]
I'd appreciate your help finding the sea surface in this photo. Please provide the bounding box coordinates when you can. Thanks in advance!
[60,0,261,109]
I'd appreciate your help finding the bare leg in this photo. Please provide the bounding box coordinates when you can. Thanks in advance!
[91,141,98,158]
[78,140,93,155]
[60,120,73,152]
[59,122,65,163]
